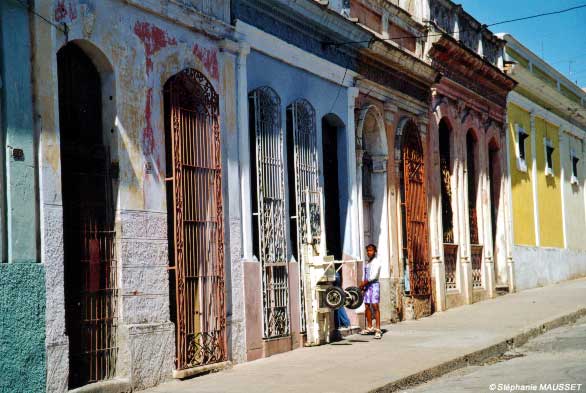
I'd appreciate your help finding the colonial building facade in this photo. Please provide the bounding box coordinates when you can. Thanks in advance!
[232,0,371,359]
[32,0,242,391]
[500,34,586,290]
[421,0,517,310]
[341,0,439,321]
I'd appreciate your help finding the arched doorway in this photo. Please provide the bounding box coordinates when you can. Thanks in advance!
[286,99,319,333]
[58,42,118,388]
[249,86,290,339]
[164,68,226,370]
[322,114,347,260]
[360,106,389,268]
[399,120,431,318]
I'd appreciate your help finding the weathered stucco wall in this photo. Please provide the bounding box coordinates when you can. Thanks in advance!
[32,0,241,391]
[561,133,586,251]
[508,103,536,246]
[513,245,586,290]
[534,118,564,248]
[507,92,586,290]
[0,264,46,393]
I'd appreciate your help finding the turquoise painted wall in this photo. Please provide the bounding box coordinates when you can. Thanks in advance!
[0,1,45,393]
[0,264,46,393]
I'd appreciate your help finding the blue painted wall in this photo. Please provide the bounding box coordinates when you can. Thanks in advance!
[0,1,45,392]
[247,50,353,257]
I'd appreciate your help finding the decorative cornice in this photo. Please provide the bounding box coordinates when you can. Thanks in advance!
[432,79,506,126]
[357,52,431,104]
[245,0,372,49]
[428,34,516,107]
[368,41,438,86]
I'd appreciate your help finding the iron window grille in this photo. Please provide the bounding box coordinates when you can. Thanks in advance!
[249,87,291,339]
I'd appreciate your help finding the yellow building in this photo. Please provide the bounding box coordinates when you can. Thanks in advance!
[500,34,586,289]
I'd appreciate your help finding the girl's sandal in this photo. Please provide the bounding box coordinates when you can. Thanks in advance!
[359,328,374,335]
[374,329,382,339]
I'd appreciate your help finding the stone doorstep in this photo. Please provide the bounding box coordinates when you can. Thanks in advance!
[369,307,586,393]
[68,378,131,393]
[172,361,232,380]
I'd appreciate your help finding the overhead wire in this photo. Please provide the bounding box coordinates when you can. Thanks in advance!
[323,4,586,47]
[13,0,68,34]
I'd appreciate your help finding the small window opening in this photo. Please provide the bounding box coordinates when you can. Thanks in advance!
[545,139,554,176]
[571,152,579,185]
[515,124,529,172]
[518,128,529,161]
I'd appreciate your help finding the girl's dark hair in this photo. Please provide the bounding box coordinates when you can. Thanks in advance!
[366,244,377,252]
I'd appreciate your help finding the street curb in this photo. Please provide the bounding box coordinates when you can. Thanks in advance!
[368,307,586,393]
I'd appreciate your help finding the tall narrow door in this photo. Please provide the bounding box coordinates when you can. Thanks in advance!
[287,100,320,333]
[166,69,226,370]
[250,87,290,339]
[58,43,118,389]
[402,124,432,316]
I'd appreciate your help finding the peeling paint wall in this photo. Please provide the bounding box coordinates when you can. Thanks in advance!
[31,0,241,391]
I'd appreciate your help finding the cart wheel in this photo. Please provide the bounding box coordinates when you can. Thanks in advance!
[344,289,356,308]
[344,286,363,310]
[324,286,346,310]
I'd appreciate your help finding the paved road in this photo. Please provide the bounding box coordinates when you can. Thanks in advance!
[403,317,586,393]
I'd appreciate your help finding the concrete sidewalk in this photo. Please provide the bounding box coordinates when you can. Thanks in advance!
[144,278,586,393]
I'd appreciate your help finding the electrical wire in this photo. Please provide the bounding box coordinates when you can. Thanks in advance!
[324,3,586,47]
[487,4,586,27]
[13,0,68,34]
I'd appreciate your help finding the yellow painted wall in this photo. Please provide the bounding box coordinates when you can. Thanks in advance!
[561,135,586,250]
[508,103,536,246]
[534,117,564,248]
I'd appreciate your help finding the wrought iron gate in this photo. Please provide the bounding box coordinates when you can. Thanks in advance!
[402,124,431,297]
[166,69,226,370]
[63,147,118,388]
[288,99,321,333]
[250,87,290,338]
